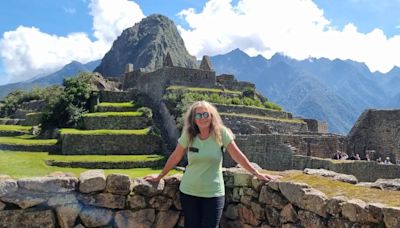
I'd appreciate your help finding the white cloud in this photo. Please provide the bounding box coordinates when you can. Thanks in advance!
[0,0,144,84]
[178,0,400,73]
[63,7,77,14]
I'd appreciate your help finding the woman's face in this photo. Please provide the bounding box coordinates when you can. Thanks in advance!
[194,106,211,129]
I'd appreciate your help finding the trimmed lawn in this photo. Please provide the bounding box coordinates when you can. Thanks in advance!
[0,125,32,132]
[0,150,176,179]
[48,154,164,162]
[97,102,135,107]
[0,135,57,145]
[60,128,150,135]
[82,111,142,117]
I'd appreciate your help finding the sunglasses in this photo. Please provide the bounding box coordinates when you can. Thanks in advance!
[194,112,210,120]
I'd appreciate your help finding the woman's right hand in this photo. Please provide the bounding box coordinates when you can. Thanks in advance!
[143,174,161,182]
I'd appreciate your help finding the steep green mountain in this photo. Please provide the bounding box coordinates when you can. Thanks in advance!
[94,14,197,77]
[211,49,398,134]
[0,60,100,99]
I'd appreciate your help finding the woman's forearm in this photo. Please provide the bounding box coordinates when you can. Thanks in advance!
[227,142,259,175]
[157,145,186,179]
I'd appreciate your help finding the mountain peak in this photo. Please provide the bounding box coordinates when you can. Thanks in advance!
[94,14,197,76]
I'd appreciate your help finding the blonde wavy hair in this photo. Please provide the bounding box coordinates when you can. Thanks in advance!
[183,100,228,146]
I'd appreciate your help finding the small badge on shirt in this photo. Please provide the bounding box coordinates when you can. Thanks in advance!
[189,147,199,153]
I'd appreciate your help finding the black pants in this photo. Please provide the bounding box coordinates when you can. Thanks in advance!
[180,191,225,228]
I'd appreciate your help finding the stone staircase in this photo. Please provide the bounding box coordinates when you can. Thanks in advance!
[60,91,163,155]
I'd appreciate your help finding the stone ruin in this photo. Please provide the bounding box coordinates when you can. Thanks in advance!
[118,53,347,165]
[1,169,400,227]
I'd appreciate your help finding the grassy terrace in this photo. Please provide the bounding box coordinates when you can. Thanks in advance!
[82,111,142,117]
[166,85,241,94]
[0,135,57,145]
[47,154,164,163]
[279,170,400,207]
[0,150,176,179]
[97,102,135,107]
[215,103,283,113]
[220,112,304,123]
[60,128,150,135]
[0,125,32,133]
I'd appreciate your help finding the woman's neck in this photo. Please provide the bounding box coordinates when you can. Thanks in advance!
[198,127,210,139]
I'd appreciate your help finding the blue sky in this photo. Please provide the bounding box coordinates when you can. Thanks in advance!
[1,0,400,85]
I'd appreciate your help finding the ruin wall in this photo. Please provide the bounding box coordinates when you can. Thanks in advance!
[1,170,399,227]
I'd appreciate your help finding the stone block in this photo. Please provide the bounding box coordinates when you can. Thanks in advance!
[280,203,298,223]
[0,190,48,209]
[114,209,155,228]
[0,177,18,197]
[128,194,147,209]
[79,206,113,227]
[0,209,55,228]
[154,210,180,228]
[132,178,165,197]
[259,185,288,209]
[56,204,82,228]
[79,193,126,209]
[279,181,327,217]
[17,176,78,193]
[341,199,378,223]
[79,170,106,193]
[382,206,400,228]
[106,174,131,195]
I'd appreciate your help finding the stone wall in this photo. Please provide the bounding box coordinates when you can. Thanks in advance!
[347,109,400,163]
[301,118,328,133]
[234,133,345,159]
[292,155,400,182]
[98,90,135,103]
[122,66,216,101]
[225,134,294,171]
[60,133,162,155]
[215,103,292,119]
[1,170,399,228]
[222,115,308,135]
[82,116,150,130]
[216,74,255,91]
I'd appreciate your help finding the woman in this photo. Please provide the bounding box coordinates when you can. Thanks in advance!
[145,100,274,228]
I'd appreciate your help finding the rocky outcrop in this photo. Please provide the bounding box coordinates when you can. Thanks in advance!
[1,170,400,227]
[95,14,197,77]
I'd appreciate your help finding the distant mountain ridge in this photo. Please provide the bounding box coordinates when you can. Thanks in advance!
[0,60,100,99]
[94,14,197,76]
[211,49,400,134]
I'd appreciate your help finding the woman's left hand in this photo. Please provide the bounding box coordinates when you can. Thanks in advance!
[253,172,279,181]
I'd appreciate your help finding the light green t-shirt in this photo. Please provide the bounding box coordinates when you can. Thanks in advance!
[178,127,234,197]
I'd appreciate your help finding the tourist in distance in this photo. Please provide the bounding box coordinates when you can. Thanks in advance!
[145,100,276,228]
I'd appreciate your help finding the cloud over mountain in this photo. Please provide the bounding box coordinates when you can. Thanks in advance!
[178,0,400,73]
[0,0,144,84]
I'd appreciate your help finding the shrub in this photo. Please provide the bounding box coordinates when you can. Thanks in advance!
[137,107,153,118]
[42,72,94,129]
[264,101,283,111]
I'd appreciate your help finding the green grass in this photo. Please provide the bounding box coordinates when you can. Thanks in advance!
[0,135,57,145]
[0,125,32,132]
[60,128,150,135]
[220,112,305,123]
[48,154,164,162]
[97,102,135,107]
[82,111,142,117]
[167,85,241,94]
[280,170,400,207]
[0,150,178,179]
[215,103,283,112]
[25,112,42,116]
